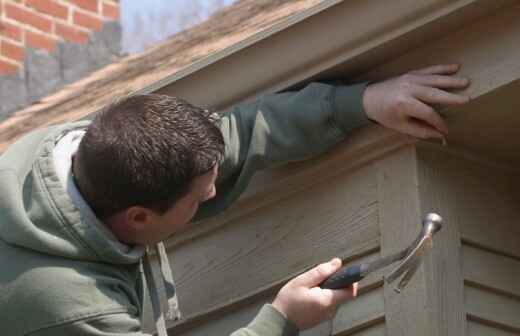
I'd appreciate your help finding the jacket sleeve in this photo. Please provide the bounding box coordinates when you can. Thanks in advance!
[28,305,296,336]
[195,82,369,220]
[27,312,150,336]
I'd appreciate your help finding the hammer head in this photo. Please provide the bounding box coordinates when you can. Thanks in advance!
[422,212,443,236]
[384,213,443,292]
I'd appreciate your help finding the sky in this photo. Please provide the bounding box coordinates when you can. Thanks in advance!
[120,0,236,54]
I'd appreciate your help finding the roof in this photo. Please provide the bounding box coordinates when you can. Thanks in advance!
[0,0,323,152]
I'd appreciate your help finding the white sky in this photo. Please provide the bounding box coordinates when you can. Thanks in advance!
[121,0,236,54]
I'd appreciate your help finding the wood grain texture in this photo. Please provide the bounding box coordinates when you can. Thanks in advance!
[357,4,520,166]
[465,285,520,331]
[375,146,431,336]
[418,143,520,258]
[168,252,387,336]
[415,145,468,336]
[462,244,520,298]
[333,286,385,335]
[165,125,412,251]
[169,164,379,318]
[340,322,387,336]
[467,320,518,336]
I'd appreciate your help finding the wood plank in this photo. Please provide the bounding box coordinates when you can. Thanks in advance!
[165,126,411,251]
[171,289,387,336]
[467,320,518,336]
[418,143,520,258]
[415,145,469,336]
[333,287,385,335]
[346,323,387,336]
[167,253,385,336]
[356,5,520,167]
[167,164,379,318]
[462,244,520,298]
[465,285,520,331]
[375,146,431,336]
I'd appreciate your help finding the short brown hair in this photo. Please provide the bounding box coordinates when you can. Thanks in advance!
[74,94,224,219]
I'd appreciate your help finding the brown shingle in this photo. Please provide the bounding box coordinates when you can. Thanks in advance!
[0,0,323,153]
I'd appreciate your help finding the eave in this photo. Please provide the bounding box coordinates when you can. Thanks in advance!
[148,0,520,331]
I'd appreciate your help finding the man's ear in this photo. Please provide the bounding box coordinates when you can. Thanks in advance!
[124,206,157,231]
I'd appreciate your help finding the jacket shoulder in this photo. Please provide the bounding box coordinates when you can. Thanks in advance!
[0,244,140,335]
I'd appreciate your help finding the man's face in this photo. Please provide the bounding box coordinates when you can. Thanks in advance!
[149,164,219,242]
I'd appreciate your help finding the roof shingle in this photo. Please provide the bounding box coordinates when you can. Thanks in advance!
[0,0,323,152]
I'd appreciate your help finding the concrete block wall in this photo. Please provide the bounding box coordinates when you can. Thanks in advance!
[0,0,121,120]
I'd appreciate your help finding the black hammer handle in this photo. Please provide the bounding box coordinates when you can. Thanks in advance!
[319,264,363,289]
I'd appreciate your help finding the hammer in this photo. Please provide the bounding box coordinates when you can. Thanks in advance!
[320,213,443,293]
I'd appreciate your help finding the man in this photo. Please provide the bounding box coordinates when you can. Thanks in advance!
[0,64,469,335]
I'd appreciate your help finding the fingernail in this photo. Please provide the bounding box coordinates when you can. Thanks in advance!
[331,258,341,267]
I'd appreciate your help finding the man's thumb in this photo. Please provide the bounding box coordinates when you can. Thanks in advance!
[293,258,342,287]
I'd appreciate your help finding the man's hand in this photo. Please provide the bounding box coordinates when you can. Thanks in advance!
[272,258,358,330]
[363,64,470,140]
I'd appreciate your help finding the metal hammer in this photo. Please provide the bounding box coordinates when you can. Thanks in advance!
[320,213,443,293]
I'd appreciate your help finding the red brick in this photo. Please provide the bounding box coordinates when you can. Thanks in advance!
[55,23,89,43]
[5,3,53,33]
[0,22,23,41]
[0,59,20,75]
[73,10,103,31]
[26,0,69,20]
[102,2,119,20]
[71,0,99,13]
[26,30,57,51]
[1,39,25,61]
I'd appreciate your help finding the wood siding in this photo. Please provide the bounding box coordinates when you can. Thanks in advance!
[417,145,520,335]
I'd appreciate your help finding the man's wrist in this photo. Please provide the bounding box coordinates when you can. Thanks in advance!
[333,82,372,133]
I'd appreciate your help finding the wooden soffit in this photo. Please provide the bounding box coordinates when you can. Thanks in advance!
[155,0,520,249]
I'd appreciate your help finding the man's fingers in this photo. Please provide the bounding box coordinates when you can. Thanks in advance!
[293,258,342,287]
[414,86,470,106]
[331,282,358,303]
[406,99,449,135]
[408,64,461,75]
[405,119,446,140]
[320,282,358,307]
[411,74,470,89]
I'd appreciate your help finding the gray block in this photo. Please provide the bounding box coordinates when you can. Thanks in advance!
[25,48,62,103]
[59,41,91,84]
[0,73,28,121]
[101,21,122,56]
[88,21,122,69]
[1,20,122,116]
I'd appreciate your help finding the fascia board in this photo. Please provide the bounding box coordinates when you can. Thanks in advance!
[143,0,511,109]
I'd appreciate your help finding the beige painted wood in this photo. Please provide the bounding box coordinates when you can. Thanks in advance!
[345,323,387,336]
[414,145,468,336]
[375,146,431,336]
[169,288,386,336]
[139,1,520,334]
[356,5,520,166]
[465,285,520,331]
[416,145,520,258]
[167,163,379,319]
[462,244,520,297]
[167,251,386,336]
[163,3,520,252]
[333,286,385,335]
[165,126,412,251]
[467,320,518,336]
[152,0,512,111]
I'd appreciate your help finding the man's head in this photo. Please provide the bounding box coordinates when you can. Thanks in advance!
[73,94,224,245]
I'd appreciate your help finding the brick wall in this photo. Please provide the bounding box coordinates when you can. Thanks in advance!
[0,0,121,119]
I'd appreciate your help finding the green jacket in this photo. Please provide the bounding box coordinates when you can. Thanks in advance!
[0,82,368,336]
